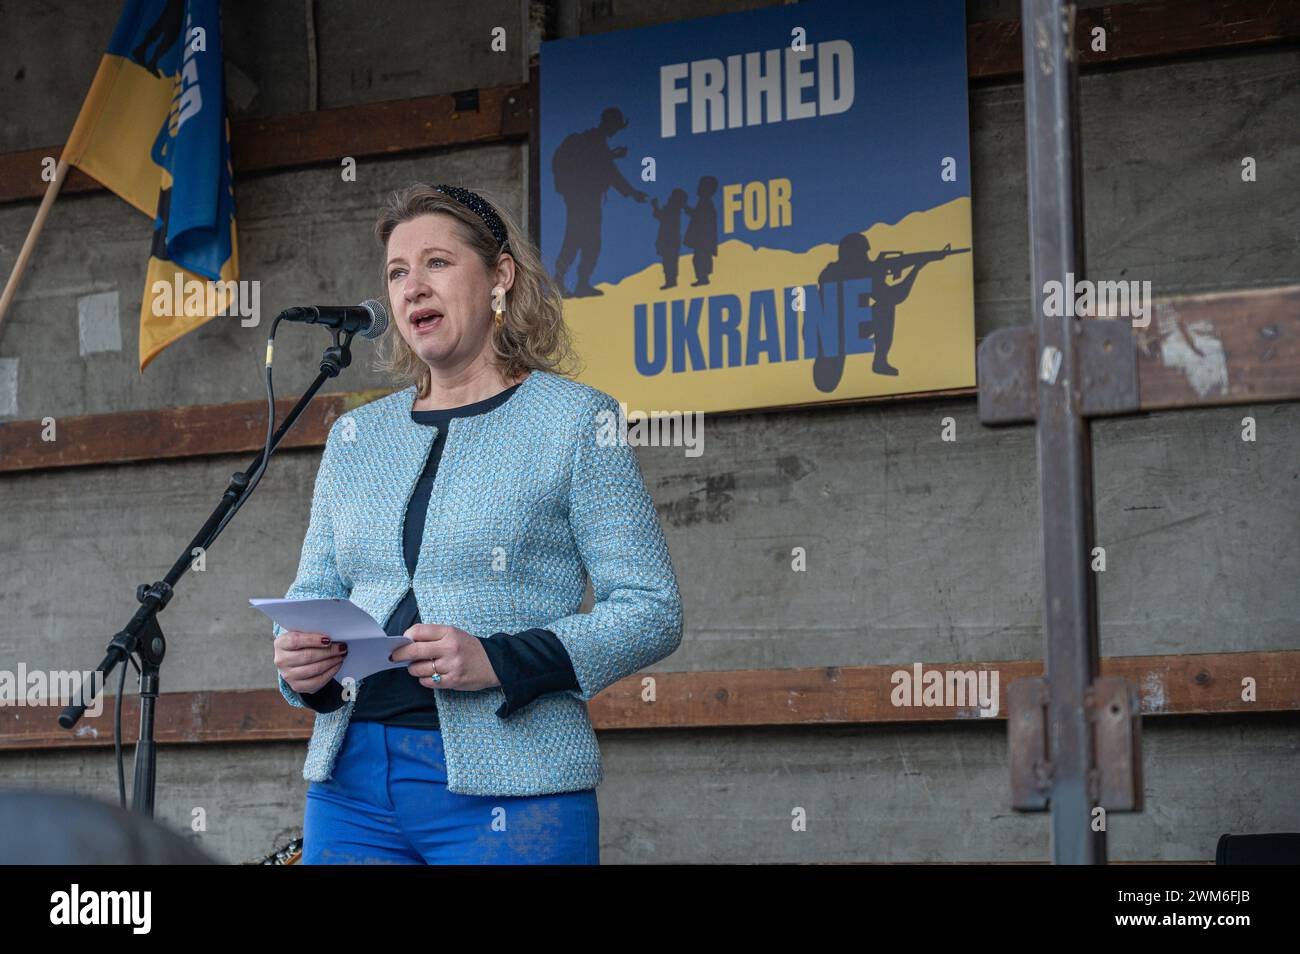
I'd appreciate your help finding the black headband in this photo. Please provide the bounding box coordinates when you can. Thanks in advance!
[433,184,510,252]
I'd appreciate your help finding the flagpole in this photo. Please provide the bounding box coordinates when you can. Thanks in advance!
[0,157,70,338]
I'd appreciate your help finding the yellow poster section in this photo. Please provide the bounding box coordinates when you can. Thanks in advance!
[564,197,974,414]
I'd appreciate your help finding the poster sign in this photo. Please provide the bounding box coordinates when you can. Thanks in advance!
[540,0,973,414]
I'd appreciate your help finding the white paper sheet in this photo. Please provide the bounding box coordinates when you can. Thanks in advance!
[251,597,413,684]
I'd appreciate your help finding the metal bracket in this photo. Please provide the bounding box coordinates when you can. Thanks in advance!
[978,326,1036,426]
[1087,677,1144,811]
[1076,320,1140,417]
[977,319,1140,426]
[1009,677,1050,810]
[1009,675,1143,812]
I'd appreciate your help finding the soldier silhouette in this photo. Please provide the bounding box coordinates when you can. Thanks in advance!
[865,236,932,377]
[551,107,648,297]
[651,188,688,289]
[683,175,719,287]
[812,232,948,391]
[132,0,184,78]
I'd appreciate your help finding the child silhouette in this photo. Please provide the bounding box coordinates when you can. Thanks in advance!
[651,189,689,289]
[683,176,719,287]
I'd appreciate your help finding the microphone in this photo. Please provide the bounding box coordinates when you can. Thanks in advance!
[279,300,388,339]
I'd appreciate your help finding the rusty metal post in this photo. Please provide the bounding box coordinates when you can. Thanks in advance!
[1020,0,1106,863]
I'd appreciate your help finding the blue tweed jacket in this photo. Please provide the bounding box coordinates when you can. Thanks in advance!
[271,369,683,795]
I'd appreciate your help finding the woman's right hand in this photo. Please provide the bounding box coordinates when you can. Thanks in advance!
[275,630,347,694]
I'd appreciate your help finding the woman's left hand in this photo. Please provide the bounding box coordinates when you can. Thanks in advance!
[390,625,502,691]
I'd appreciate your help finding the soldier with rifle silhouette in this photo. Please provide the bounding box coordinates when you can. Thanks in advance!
[812,233,970,392]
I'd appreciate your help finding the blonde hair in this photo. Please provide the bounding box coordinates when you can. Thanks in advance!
[371,183,581,397]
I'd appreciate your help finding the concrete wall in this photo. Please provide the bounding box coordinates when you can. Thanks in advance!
[0,0,1296,863]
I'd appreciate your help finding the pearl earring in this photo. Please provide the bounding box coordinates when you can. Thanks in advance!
[492,286,505,327]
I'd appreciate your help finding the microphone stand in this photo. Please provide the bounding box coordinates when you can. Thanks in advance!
[58,325,358,818]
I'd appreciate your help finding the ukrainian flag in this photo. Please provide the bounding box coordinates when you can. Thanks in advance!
[61,0,238,371]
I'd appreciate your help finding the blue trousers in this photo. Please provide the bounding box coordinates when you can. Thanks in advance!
[302,721,599,864]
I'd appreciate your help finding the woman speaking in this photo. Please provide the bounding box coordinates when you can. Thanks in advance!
[271,183,683,864]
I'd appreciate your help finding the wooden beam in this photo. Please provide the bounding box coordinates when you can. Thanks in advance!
[2,650,1294,752]
[0,84,531,205]
[590,650,1299,729]
[967,0,1300,79]
[230,83,530,174]
[0,381,981,474]
[1137,285,1300,411]
[0,389,391,474]
[2,1,1296,204]
[978,286,1300,425]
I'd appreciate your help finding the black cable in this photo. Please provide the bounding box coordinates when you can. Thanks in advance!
[204,316,282,548]
[114,650,138,810]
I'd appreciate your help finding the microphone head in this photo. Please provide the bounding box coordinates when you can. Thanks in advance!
[359,299,389,339]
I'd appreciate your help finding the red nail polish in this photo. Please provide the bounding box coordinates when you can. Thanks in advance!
[321,637,330,645]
